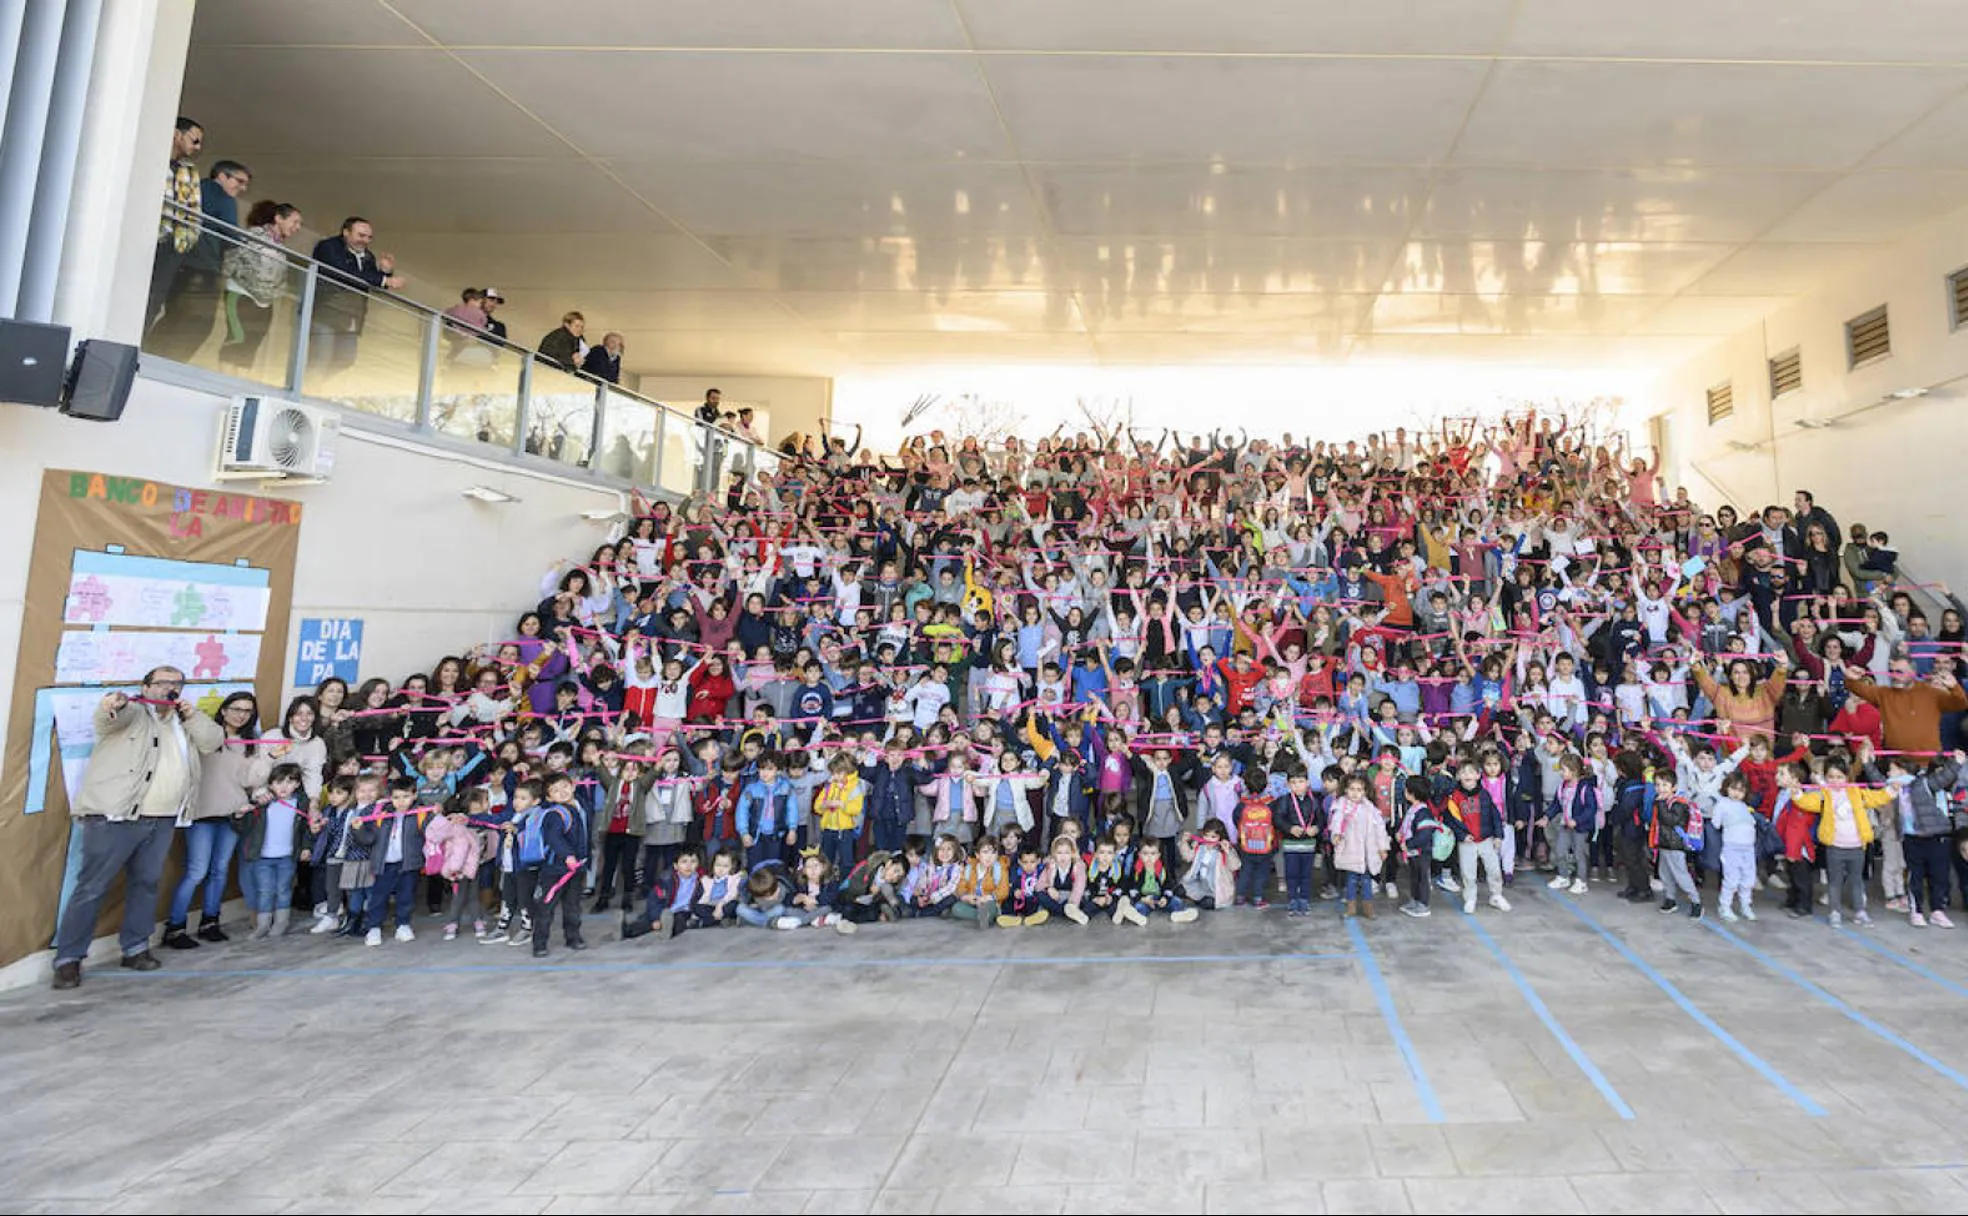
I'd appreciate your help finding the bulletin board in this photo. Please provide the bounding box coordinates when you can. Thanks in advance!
[0,471,302,967]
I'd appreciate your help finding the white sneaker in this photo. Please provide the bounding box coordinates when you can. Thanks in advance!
[1569,879,1587,895]
[1384,882,1400,898]
[1828,910,1843,927]
[1489,893,1512,913]
[1720,909,1739,923]
[1123,902,1148,926]
[394,924,415,943]
[1063,903,1089,925]
[443,924,458,941]
[364,927,382,947]
[1649,877,1664,892]
[834,917,857,935]
[1547,876,1569,889]
[309,913,338,935]
[1741,905,1756,922]
[1170,907,1199,924]
[1463,900,1477,916]
[1112,904,1128,925]
[772,916,801,930]
[1440,875,1461,893]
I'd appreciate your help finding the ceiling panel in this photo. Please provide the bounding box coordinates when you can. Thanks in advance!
[704,236,1053,294]
[1364,293,1666,336]
[391,0,969,49]
[1384,240,1734,296]
[1081,293,1361,336]
[180,48,567,158]
[455,50,1011,161]
[494,291,801,333]
[1343,333,1713,367]
[778,290,1081,334]
[385,234,750,294]
[1049,236,1400,296]
[1455,60,1968,170]
[956,0,1515,55]
[1627,296,1794,336]
[1680,243,1890,295]
[1415,168,1831,243]
[831,332,1101,364]
[1508,0,1968,64]
[183,0,423,46]
[1030,164,1429,238]
[1864,92,1968,169]
[232,157,670,236]
[606,160,1044,239]
[1760,171,1968,242]
[983,56,1490,163]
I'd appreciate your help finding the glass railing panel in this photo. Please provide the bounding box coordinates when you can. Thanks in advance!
[524,359,597,468]
[297,284,423,424]
[659,410,704,495]
[598,389,658,484]
[429,332,522,450]
[141,216,305,390]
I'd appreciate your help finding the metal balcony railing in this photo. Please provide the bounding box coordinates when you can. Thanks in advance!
[141,200,772,496]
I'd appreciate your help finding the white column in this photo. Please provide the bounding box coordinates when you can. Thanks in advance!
[15,0,101,321]
[50,0,193,344]
[0,0,63,316]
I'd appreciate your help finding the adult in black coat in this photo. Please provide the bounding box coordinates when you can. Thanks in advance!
[307,217,401,378]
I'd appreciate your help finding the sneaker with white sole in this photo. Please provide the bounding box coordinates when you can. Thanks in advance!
[1911,912,1928,928]
[363,927,382,947]
[1111,905,1129,926]
[1546,876,1569,889]
[1741,905,1755,921]
[1828,910,1843,927]
[1720,909,1739,923]
[1439,875,1461,893]
[1400,901,1431,918]
[1933,909,1955,928]
[443,924,458,941]
[394,925,415,943]
[309,913,339,935]
[1490,893,1511,912]
[1170,907,1199,924]
[772,916,802,930]
[1123,902,1148,926]
[835,917,857,935]
[1569,879,1587,895]
[1462,900,1477,916]
[1854,910,1873,927]
[1063,903,1089,925]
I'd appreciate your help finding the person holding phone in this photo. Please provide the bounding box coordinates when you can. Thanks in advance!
[50,667,223,990]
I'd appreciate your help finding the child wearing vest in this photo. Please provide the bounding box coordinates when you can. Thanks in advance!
[1232,770,1278,909]
[811,754,867,880]
[1444,762,1509,916]
[1792,759,1895,927]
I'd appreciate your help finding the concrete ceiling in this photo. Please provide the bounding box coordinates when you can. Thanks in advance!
[179,0,1968,379]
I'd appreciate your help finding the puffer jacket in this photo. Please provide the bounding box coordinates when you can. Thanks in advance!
[423,813,484,881]
[1882,759,1959,838]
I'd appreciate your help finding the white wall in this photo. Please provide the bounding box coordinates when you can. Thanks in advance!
[0,375,629,749]
[1630,204,1968,594]
[631,374,833,448]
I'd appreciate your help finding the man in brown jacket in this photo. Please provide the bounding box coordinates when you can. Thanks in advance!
[51,667,223,990]
[1846,658,1968,757]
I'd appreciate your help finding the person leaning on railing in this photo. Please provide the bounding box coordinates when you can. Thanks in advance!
[218,201,303,374]
[307,216,405,379]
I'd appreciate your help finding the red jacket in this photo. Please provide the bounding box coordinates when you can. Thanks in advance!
[686,665,736,723]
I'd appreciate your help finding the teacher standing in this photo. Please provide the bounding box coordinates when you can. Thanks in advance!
[51,667,223,990]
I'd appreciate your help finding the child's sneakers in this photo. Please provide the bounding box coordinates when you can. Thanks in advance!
[771,916,802,930]
[1546,875,1570,890]
[309,913,339,935]
[1462,898,1477,916]
[1110,904,1129,926]
[1119,902,1148,927]
[1932,909,1955,928]
[1252,898,1271,911]
[1024,910,1051,927]
[1400,901,1430,918]
[1437,874,1461,893]
[394,925,415,943]
[1569,879,1587,895]
[1828,910,1843,927]
[1885,897,1909,913]
[1489,893,1511,913]
[473,919,487,938]
[996,913,1024,929]
[1911,911,1928,928]
[1853,910,1874,927]
[834,917,856,935]
[1720,908,1739,923]
[443,924,458,941]
[1063,903,1089,926]
[1741,904,1756,922]
[1170,907,1199,924]
[363,927,382,947]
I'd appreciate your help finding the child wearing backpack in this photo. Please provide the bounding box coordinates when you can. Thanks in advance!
[1396,775,1448,919]
[1886,750,1962,928]
[1329,773,1387,919]
[1544,752,1599,895]
[1233,769,1278,910]
[525,773,589,956]
[1649,769,1704,920]
[1276,769,1323,917]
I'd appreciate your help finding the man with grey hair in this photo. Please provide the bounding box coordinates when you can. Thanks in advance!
[51,667,223,990]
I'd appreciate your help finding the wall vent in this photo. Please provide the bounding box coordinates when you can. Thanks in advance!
[1705,381,1734,425]
[1949,267,1968,331]
[1846,304,1891,369]
[1768,348,1803,398]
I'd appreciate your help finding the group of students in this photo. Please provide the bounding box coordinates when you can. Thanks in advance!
[173,409,1968,961]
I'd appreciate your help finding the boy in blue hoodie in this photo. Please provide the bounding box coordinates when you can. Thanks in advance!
[736,753,800,869]
[526,773,588,957]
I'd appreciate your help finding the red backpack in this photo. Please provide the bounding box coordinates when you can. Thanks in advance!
[1238,798,1277,854]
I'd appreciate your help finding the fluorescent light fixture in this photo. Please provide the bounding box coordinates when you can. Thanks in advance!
[461,485,518,504]
[1725,440,1756,452]
[1888,387,1929,399]
[1793,418,1832,429]
[580,508,625,521]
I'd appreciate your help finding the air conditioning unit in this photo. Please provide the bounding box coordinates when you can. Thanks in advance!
[215,395,338,480]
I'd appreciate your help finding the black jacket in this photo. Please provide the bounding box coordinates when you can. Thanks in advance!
[537,326,582,371]
[309,236,388,327]
[582,345,621,384]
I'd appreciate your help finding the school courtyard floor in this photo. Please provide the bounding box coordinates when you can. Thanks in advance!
[4,887,1968,1215]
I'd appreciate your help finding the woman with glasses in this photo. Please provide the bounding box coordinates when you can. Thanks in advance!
[161,691,270,950]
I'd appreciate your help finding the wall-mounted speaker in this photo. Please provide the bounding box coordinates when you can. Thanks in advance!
[0,318,72,408]
[61,339,140,422]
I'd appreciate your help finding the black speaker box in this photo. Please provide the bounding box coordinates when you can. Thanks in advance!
[62,339,140,422]
[0,318,71,407]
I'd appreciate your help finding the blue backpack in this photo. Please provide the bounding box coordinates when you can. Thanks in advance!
[518,806,571,867]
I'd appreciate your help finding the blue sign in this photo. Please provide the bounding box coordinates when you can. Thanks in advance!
[294,617,363,686]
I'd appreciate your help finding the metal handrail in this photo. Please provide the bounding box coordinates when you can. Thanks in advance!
[153,199,771,496]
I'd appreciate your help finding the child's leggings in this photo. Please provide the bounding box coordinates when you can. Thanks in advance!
[1407,854,1433,906]
[1825,845,1866,913]
[1719,843,1755,911]
[1552,825,1590,882]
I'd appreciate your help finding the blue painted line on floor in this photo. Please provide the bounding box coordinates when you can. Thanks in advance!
[97,948,1362,981]
[1551,892,1826,1116]
[1833,925,1968,1001]
[1705,920,1968,1093]
[1462,916,1635,1120]
[1346,918,1445,1123]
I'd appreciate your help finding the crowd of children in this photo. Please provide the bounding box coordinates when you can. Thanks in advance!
[169,411,1968,960]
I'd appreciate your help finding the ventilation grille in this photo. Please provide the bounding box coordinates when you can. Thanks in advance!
[1705,381,1734,425]
[1950,267,1968,331]
[1846,305,1891,369]
[1768,348,1803,399]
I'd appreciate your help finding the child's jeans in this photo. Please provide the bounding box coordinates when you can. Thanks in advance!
[246,855,296,915]
[1719,842,1756,911]
[1659,849,1699,902]
[1906,833,1953,914]
[737,901,788,927]
[820,828,857,878]
[1825,845,1867,914]
[1134,893,1187,916]
[1236,852,1274,902]
[910,895,957,918]
[1341,870,1374,902]
[1407,854,1433,906]
[363,862,418,932]
[1552,824,1591,881]
[746,835,787,871]
[1038,892,1084,916]
[1283,849,1316,905]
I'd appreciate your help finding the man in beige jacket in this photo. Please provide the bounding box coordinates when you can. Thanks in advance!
[51,667,223,990]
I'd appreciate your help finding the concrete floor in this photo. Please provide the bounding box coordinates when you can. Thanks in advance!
[6,885,1968,1215]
